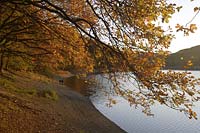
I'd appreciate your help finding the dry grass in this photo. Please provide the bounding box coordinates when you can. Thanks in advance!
[0,71,58,100]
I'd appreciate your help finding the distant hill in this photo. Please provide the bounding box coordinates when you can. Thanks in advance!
[165,45,200,70]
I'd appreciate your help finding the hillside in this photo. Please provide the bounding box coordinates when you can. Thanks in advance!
[166,45,200,70]
[0,71,124,132]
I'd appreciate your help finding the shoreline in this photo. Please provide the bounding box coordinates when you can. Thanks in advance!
[59,72,125,132]
[58,85,125,133]
[0,71,125,132]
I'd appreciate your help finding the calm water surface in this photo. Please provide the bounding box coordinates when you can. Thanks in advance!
[65,71,200,133]
[66,71,200,133]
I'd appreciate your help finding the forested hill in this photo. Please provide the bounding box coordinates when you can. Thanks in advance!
[165,45,200,70]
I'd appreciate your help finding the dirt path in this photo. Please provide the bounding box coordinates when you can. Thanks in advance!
[0,71,125,133]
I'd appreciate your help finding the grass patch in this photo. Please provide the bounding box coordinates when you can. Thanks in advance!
[0,72,58,100]
[0,78,17,91]
[38,88,58,101]
[14,88,37,96]
[0,77,37,96]
[27,72,52,83]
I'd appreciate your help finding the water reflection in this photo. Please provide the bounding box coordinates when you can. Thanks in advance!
[65,71,200,133]
[89,71,200,133]
[64,76,95,97]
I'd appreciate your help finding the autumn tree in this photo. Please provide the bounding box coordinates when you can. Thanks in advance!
[0,1,95,73]
[1,0,200,119]
[0,2,55,72]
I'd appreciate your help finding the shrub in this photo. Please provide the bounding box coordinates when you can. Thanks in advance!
[38,88,58,101]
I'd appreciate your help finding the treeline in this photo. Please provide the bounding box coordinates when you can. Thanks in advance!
[0,2,96,74]
[0,1,165,76]
[0,1,132,75]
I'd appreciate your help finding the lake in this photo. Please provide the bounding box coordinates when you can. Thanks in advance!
[65,71,200,133]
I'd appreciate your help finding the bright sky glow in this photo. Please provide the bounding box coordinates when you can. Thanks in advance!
[167,0,200,53]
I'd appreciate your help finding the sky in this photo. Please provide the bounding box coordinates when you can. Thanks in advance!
[166,0,200,53]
